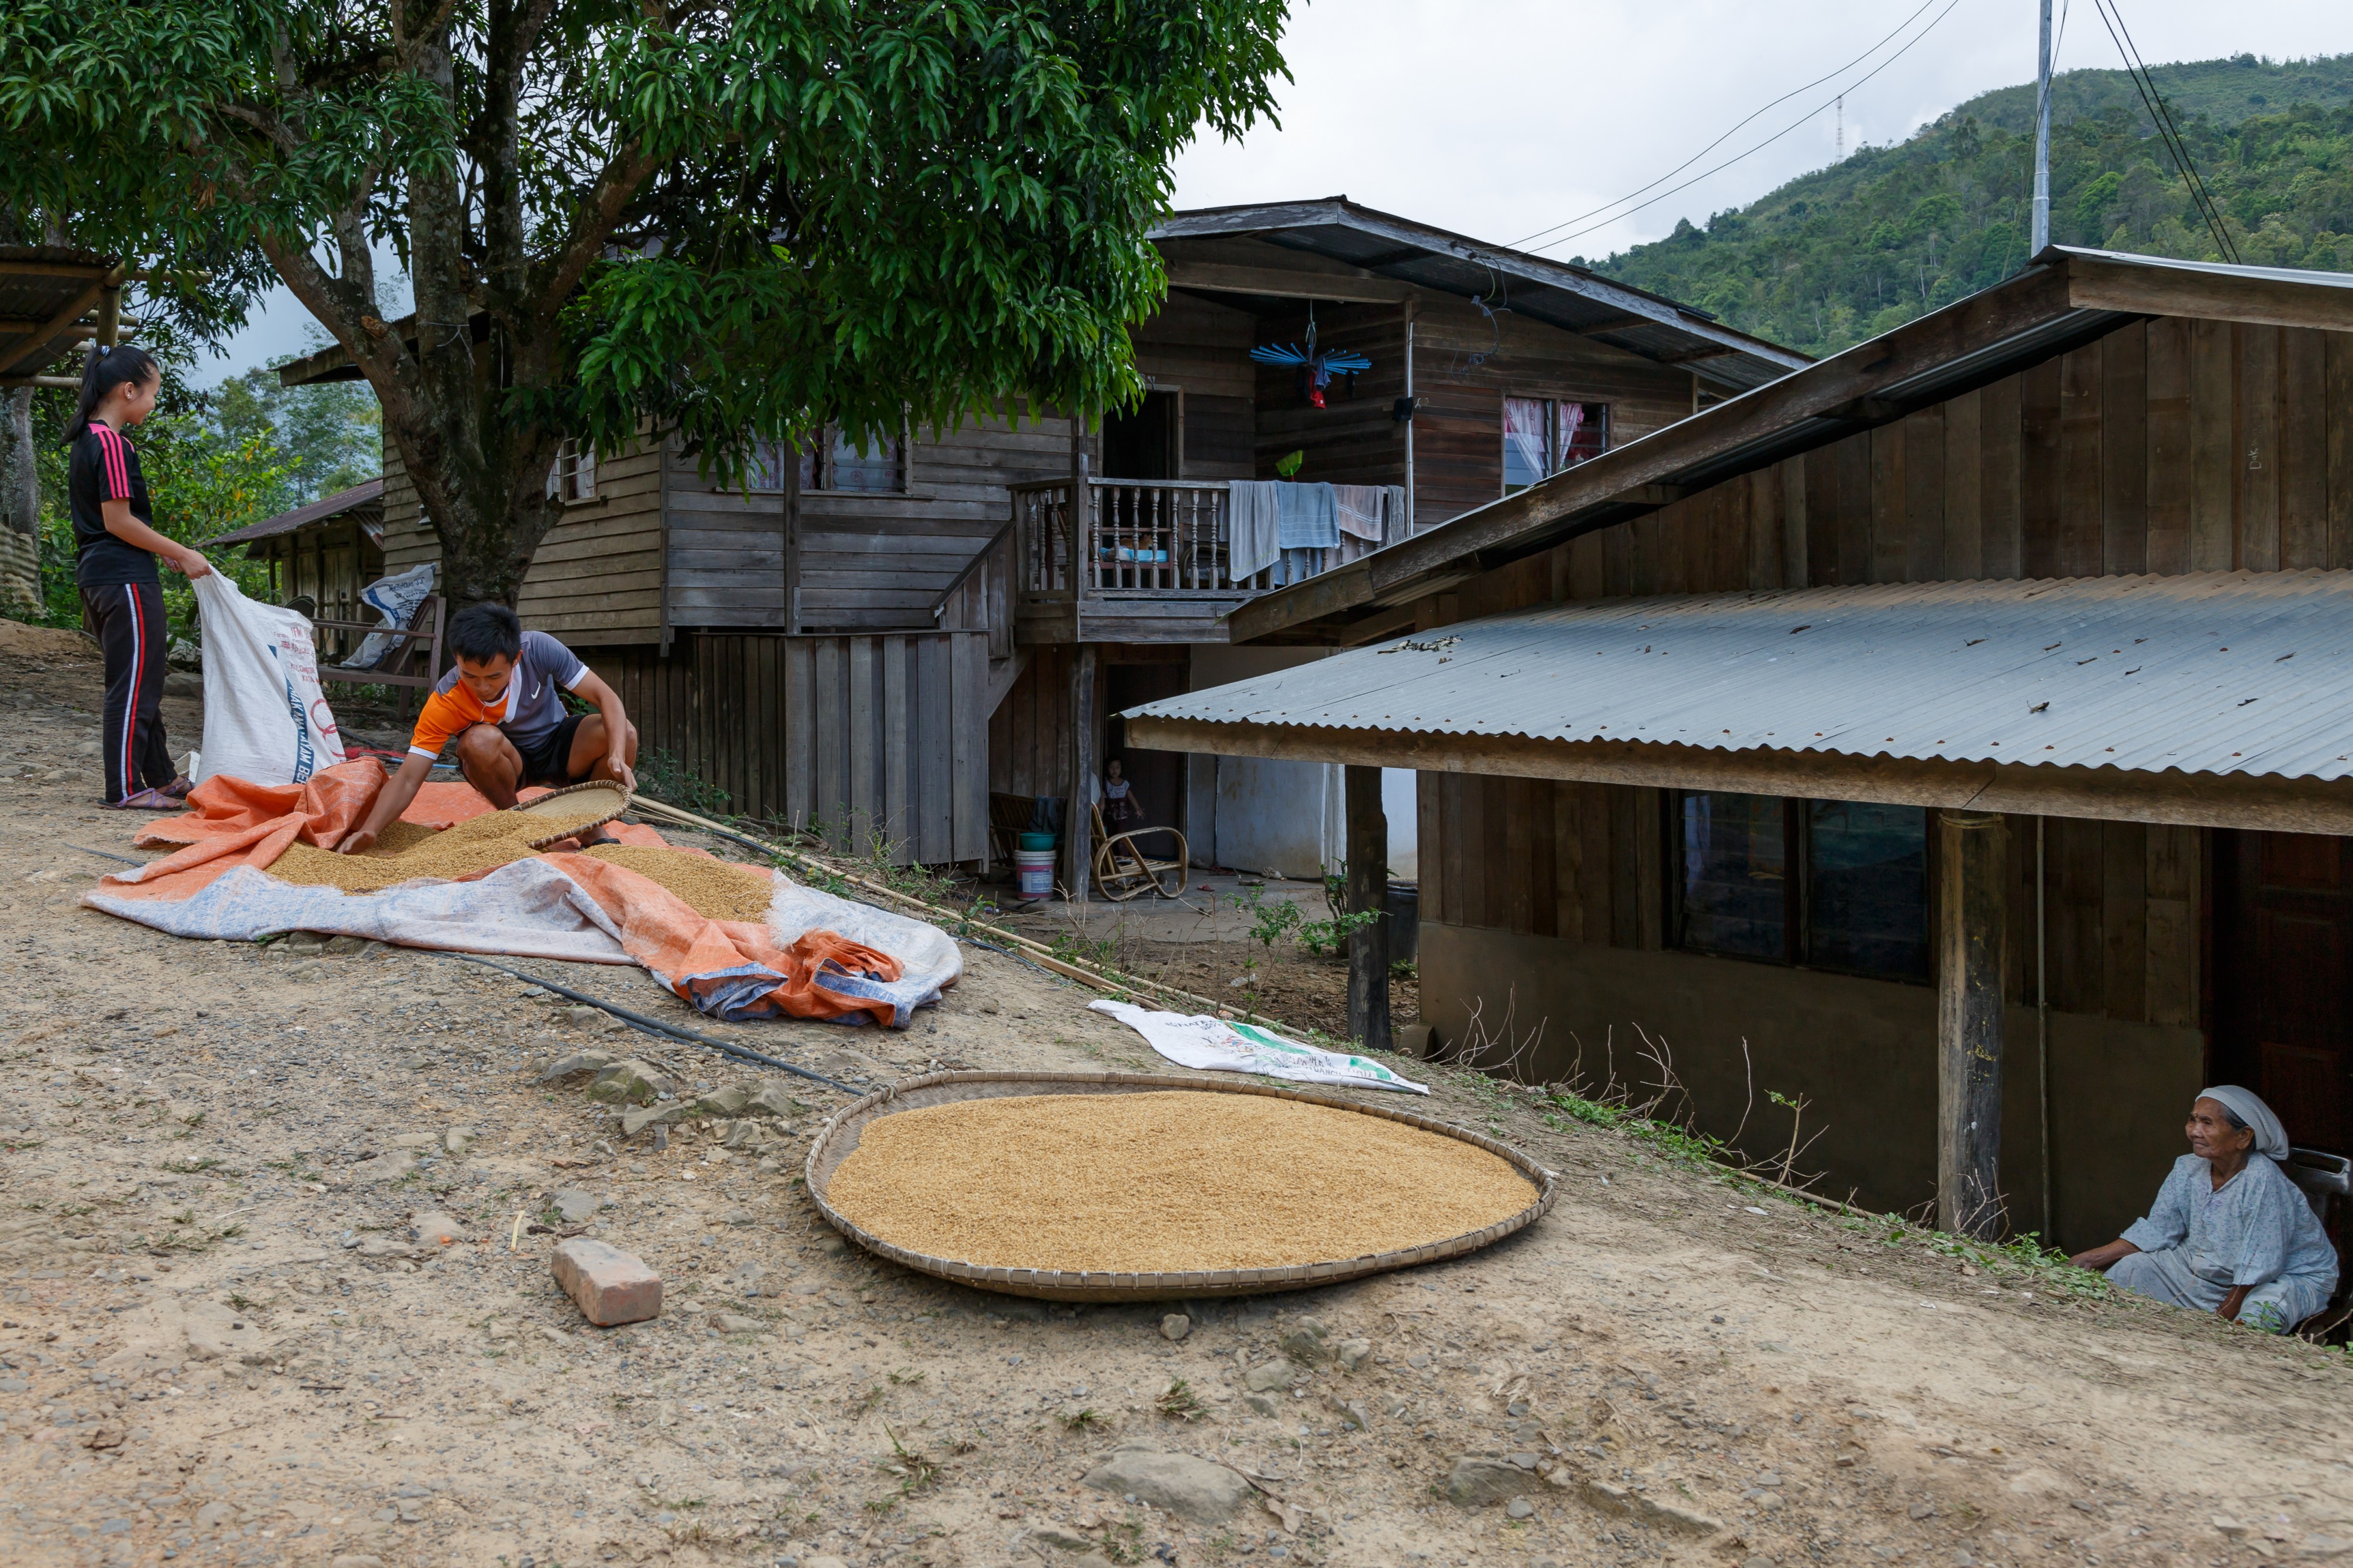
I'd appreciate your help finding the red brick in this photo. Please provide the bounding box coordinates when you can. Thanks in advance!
[552,1239,663,1327]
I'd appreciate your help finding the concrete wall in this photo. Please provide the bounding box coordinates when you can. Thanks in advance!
[1418,922,2204,1252]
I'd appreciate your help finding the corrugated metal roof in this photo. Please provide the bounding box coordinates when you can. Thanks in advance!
[1128,571,2353,784]
[205,478,385,546]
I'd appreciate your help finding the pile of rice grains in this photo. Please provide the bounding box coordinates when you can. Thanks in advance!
[266,806,772,921]
[823,1090,1538,1275]
[580,844,773,922]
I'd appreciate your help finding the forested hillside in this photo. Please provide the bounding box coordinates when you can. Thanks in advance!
[1589,53,2353,358]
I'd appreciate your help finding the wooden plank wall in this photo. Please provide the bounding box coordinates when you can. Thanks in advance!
[988,645,1075,799]
[378,437,666,647]
[1419,778,2202,1026]
[1134,291,1257,480]
[1252,303,1408,486]
[663,440,782,630]
[256,522,383,662]
[588,630,989,866]
[795,406,1074,633]
[1456,316,2353,617]
[1409,295,1705,526]
[1412,312,2353,1029]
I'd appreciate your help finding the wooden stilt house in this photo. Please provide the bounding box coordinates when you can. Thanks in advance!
[278,198,1803,878]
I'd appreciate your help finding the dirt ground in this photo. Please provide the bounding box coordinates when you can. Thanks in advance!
[988,882,1417,1043]
[6,620,2353,1568]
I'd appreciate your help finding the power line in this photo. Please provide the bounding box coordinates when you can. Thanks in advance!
[2088,0,2239,263]
[1509,0,1959,253]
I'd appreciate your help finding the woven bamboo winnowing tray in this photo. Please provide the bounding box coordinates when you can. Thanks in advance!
[510,779,632,849]
[804,1070,1559,1302]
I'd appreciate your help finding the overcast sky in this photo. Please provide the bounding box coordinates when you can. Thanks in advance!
[198,0,2348,385]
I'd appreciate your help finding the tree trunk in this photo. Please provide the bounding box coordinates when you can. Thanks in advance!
[0,385,40,617]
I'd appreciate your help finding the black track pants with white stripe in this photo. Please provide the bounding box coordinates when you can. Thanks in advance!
[85,582,174,802]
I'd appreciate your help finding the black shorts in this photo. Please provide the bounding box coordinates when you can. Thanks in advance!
[512,713,589,788]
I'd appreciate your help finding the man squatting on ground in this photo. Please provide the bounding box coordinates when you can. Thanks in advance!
[338,603,637,856]
[2071,1086,2339,1333]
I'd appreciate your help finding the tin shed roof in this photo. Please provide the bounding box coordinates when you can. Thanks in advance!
[1122,571,2353,834]
[205,478,385,547]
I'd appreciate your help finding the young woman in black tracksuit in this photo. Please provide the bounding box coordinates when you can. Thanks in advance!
[64,346,212,809]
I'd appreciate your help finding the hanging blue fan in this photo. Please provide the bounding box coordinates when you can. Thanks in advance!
[1250,307,1371,409]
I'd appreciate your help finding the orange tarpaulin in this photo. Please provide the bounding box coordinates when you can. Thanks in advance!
[88,761,926,1028]
[108,761,658,905]
[539,853,905,1025]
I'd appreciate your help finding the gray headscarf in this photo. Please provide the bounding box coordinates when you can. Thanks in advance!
[2197,1085,2291,1162]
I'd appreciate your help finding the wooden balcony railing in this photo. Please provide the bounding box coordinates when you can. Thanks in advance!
[1011,478,1278,599]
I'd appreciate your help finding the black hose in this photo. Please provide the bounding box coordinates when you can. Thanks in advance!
[69,843,145,866]
[450,953,863,1096]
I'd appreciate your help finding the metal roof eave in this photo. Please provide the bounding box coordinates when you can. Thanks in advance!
[1119,713,2353,836]
[1132,570,2353,834]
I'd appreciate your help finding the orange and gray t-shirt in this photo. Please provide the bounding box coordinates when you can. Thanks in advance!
[406,630,586,762]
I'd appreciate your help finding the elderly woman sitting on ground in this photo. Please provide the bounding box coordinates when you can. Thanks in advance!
[2069,1087,2338,1333]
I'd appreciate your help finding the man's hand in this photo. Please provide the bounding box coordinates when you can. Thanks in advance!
[166,546,213,579]
[609,749,636,792]
[338,826,379,856]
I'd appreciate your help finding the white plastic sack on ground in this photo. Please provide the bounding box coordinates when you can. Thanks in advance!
[191,573,346,786]
[354,561,435,667]
[1088,999,1427,1093]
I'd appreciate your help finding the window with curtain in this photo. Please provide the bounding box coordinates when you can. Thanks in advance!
[1502,397,1609,493]
[1672,792,1929,980]
[794,425,905,493]
[745,437,794,492]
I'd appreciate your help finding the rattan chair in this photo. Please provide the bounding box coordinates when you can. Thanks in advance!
[1091,801,1187,902]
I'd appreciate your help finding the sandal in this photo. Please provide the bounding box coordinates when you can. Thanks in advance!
[105,787,186,810]
[161,775,195,800]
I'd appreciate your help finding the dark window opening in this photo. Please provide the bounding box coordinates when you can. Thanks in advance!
[1672,791,1929,980]
[1101,390,1182,480]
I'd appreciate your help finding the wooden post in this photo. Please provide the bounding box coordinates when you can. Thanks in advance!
[1937,809,2009,1239]
[1065,643,1096,902]
[1345,765,1391,1051]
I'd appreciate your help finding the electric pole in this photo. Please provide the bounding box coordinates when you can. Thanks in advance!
[2031,0,2053,252]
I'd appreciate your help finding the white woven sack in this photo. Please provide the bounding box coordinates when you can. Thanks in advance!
[191,572,348,786]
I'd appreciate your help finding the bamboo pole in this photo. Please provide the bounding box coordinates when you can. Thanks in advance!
[625,795,1275,1028]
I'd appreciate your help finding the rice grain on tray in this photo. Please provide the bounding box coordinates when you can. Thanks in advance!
[824,1091,1537,1274]
[266,803,616,893]
[580,845,772,922]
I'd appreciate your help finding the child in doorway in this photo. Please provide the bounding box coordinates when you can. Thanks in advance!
[1101,756,1141,829]
[65,345,212,809]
